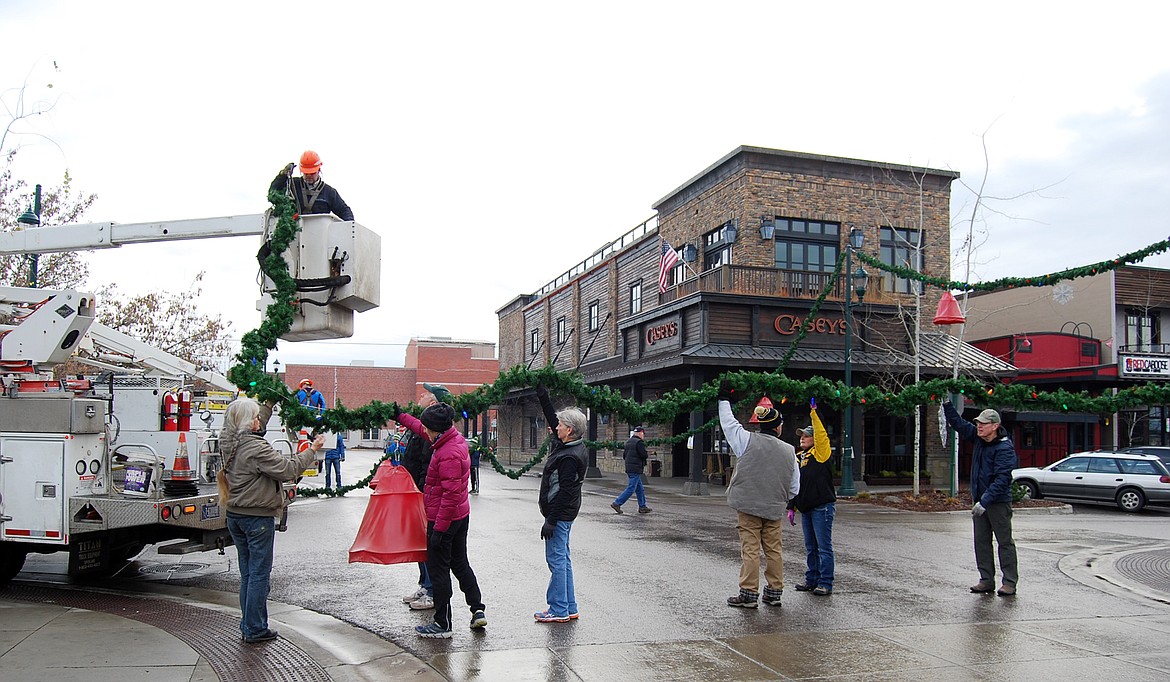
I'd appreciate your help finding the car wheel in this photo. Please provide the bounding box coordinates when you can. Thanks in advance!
[1116,487,1146,513]
[1018,480,1041,500]
[0,547,27,586]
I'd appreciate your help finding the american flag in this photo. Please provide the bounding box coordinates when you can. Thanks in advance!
[658,238,680,294]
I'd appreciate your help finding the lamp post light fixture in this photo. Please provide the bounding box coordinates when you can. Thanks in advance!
[839,226,867,496]
[723,220,738,244]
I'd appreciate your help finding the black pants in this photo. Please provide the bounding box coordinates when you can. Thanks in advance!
[426,517,484,629]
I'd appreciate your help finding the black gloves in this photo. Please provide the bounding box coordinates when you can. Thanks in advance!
[428,529,446,548]
[390,402,401,420]
[282,162,295,176]
[540,520,556,540]
[536,383,549,401]
[717,379,736,402]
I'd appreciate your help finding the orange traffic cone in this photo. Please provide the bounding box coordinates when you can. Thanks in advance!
[349,463,427,565]
[164,432,199,496]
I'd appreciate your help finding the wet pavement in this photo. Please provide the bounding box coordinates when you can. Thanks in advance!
[5,456,1170,680]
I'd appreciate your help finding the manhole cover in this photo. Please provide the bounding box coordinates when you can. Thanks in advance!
[138,562,209,575]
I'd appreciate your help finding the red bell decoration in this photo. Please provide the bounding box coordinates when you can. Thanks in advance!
[348,462,428,565]
[933,291,966,325]
[748,396,775,423]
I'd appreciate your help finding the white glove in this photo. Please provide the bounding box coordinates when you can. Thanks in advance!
[972,502,986,517]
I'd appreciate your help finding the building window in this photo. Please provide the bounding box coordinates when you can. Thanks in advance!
[1125,309,1161,352]
[556,317,567,345]
[527,416,544,450]
[879,226,924,294]
[361,428,377,441]
[703,223,735,272]
[630,281,642,315]
[588,301,600,331]
[772,218,840,273]
[531,330,540,355]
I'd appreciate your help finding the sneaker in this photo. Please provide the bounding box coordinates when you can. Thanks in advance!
[568,612,579,620]
[402,586,427,603]
[409,594,435,610]
[534,610,571,623]
[610,502,623,514]
[812,586,832,596]
[793,583,815,592]
[727,592,759,608]
[243,628,279,643]
[415,622,453,639]
[762,587,783,606]
[970,581,995,593]
[470,610,487,629]
[638,506,652,514]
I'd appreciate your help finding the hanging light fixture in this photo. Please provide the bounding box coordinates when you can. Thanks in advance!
[933,291,965,325]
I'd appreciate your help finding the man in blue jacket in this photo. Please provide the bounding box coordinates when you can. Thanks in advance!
[323,433,345,491]
[942,401,1019,596]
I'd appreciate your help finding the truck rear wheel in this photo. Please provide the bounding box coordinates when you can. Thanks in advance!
[0,547,28,586]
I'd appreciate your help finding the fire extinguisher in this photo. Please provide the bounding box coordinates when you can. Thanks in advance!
[177,389,193,431]
[162,391,179,431]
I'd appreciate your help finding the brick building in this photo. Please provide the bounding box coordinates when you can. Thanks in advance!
[283,337,498,447]
[497,146,1012,490]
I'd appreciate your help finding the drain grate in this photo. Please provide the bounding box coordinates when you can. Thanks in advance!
[3,584,332,682]
[1114,549,1170,594]
[138,562,210,575]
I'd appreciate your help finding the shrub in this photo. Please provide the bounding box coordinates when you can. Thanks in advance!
[855,491,872,500]
[1010,481,1028,503]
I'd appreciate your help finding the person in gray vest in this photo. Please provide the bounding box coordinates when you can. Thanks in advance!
[717,380,800,608]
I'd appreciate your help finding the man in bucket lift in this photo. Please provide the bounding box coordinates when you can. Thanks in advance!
[269,150,354,221]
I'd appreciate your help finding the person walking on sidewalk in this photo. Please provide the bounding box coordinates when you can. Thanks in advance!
[611,426,652,514]
[534,384,588,623]
[717,380,799,608]
[942,400,1019,596]
[394,401,487,638]
[219,397,324,643]
[787,398,836,596]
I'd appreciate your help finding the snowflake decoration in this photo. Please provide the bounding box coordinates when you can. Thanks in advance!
[1053,282,1074,305]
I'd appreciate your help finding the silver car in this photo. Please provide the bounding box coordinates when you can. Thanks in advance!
[1012,452,1170,513]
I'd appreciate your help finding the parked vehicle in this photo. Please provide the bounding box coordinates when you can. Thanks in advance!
[1118,446,1170,468]
[1012,451,1170,513]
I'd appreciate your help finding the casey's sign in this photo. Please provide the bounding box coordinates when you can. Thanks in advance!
[773,314,846,336]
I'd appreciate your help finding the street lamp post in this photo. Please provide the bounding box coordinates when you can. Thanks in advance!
[839,226,867,496]
[17,184,42,287]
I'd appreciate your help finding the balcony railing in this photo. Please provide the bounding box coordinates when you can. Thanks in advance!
[1117,343,1170,355]
[661,264,892,304]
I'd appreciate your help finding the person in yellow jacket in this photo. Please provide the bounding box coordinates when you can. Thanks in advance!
[787,398,836,596]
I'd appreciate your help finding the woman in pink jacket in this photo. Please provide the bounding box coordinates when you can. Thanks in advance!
[394,402,486,639]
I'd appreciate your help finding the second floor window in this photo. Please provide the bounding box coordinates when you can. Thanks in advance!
[772,218,840,272]
[588,301,600,331]
[1126,309,1161,351]
[880,226,924,294]
[704,223,734,272]
[556,317,567,344]
[630,281,642,315]
[531,330,540,355]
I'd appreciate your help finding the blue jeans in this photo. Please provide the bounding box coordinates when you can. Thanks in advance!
[613,473,646,508]
[544,520,577,617]
[324,458,342,489]
[800,502,835,589]
[418,562,433,595]
[227,513,276,639]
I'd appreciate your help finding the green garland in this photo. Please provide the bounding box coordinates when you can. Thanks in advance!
[853,235,1170,291]
[229,192,1170,486]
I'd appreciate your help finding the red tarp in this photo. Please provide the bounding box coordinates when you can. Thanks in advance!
[348,462,428,565]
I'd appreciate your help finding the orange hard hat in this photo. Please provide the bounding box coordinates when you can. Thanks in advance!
[300,379,313,387]
[299,150,322,174]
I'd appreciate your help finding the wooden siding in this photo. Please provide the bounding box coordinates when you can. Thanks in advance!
[709,304,752,344]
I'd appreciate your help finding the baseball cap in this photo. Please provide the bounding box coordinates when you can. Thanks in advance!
[632,425,645,433]
[422,382,452,404]
[973,409,1001,424]
[798,426,814,437]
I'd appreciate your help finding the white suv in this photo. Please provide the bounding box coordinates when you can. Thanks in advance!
[1012,452,1170,513]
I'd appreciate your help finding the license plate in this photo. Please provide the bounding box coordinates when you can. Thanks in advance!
[201,503,220,521]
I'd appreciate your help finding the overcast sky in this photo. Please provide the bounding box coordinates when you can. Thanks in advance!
[4,1,1169,371]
